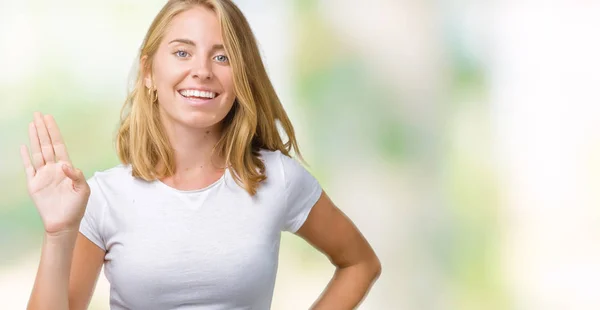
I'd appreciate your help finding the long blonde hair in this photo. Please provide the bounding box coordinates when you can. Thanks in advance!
[116,0,302,196]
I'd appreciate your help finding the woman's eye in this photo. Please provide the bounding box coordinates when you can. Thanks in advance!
[175,50,189,58]
[214,55,229,63]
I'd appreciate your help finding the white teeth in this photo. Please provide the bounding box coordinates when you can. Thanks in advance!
[179,89,216,99]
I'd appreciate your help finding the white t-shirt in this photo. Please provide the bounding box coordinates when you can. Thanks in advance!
[79,149,322,310]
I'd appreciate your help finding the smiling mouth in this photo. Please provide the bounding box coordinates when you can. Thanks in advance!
[177,89,220,99]
[177,90,221,107]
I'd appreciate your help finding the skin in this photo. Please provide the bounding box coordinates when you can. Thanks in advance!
[23,6,380,310]
[145,6,236,189]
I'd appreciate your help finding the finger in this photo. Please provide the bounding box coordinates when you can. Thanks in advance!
[44,114,71,163]
[62,164,86,190]
[20,145,35,182]
[34,112,56,164]
[28,121,44,169]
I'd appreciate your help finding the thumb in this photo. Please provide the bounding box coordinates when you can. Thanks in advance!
[62,164,86,189]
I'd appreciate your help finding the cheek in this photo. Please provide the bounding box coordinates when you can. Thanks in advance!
[154,59,187,89]
[215,67,235,92]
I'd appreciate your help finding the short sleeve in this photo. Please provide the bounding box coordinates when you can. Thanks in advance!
[78,174,107,250]
[280,153,323,233]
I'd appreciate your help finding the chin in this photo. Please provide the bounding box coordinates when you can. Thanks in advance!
[179,112,226,130]
[159,98,233,130]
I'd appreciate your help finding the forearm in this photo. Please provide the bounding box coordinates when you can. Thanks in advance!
[311,260,381,310]
[27,232,77,310]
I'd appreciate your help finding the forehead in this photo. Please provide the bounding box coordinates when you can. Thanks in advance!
[163,6,223,44]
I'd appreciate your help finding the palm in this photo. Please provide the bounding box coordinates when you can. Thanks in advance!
[29,162,88,233]
[21,113,90,235]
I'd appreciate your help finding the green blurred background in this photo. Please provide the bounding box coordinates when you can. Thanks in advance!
[2,1,600,309]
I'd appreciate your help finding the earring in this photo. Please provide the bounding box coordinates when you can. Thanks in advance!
[147,86,157,103]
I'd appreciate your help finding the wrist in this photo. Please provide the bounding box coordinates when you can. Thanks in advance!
[44,229,79,245]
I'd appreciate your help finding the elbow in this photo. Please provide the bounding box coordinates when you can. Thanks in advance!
[332,252,382,281]
[351,253,381,282]
[370,256,382,281]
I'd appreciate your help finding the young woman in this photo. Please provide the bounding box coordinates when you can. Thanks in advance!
[21,1,381,309]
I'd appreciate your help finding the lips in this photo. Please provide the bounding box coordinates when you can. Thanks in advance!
[177,90,219,107]
[178,89,220,99]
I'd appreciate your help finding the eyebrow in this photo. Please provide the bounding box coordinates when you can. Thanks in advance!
[168,39,224,51]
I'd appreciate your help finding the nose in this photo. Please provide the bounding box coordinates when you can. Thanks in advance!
[191,58,213,80]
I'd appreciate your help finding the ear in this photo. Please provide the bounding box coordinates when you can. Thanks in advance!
[141,55,153,89]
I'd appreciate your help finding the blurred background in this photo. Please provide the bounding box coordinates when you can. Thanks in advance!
[1,0,599,309]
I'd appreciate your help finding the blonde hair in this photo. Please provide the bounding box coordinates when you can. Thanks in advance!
[116,0,302,196]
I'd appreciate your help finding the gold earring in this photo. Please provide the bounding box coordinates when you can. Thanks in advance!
[147,86,157,103]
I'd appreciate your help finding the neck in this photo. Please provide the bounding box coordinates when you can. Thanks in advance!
[159,119,226,177]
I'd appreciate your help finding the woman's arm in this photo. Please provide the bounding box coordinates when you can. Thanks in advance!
[296,191,382,309]
[28,231,78,310]
[22,113,104,310]
[28,231,105,310]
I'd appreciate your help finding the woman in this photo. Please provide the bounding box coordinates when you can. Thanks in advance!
[21,0,381,309]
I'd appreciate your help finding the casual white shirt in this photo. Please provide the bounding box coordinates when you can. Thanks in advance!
[79,149,322,310]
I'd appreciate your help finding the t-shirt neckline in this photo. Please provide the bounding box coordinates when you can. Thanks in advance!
[154,168,228,195]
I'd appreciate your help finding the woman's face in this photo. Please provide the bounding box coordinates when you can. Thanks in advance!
[146,6,236,131]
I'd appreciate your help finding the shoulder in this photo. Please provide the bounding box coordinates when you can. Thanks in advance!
[257,148,283,162]
[258,148,302,165]
[257,149,316,186]
[89,163,132,182]
[257,149,298,176]
[86,164,136,195]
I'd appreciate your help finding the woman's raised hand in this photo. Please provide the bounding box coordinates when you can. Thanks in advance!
[20,112,91,236]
